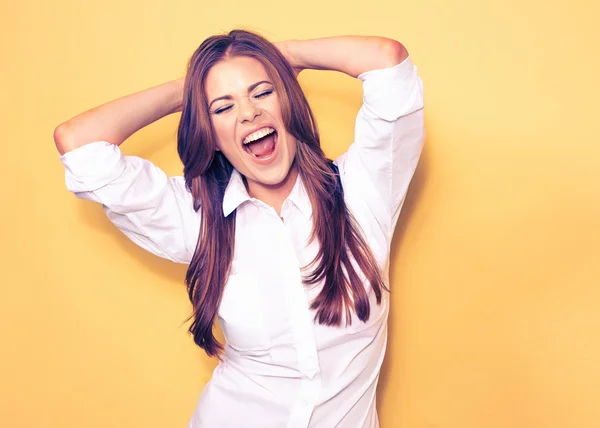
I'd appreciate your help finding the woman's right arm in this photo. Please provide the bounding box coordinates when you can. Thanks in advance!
[55,78,200,264]
[54,78,184,155]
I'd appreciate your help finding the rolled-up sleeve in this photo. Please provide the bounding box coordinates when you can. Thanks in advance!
[60,141,200,264]
[336,56,425,244]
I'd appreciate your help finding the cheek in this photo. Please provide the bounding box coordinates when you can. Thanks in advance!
[289,139,298,158]
[211,120,234,151]
[271,100,284,121]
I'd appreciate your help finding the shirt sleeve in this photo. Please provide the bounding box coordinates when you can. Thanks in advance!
[59,141,200,264]
[335,55,425,245]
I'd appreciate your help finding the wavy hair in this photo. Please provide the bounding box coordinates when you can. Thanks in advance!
[177,29,387,357]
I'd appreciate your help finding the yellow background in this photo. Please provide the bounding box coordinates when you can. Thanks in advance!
[2,0,599,427]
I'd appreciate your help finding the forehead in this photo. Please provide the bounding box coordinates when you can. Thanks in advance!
[205,56,271,99]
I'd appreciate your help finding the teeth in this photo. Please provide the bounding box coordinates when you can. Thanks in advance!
[243,127,275,145]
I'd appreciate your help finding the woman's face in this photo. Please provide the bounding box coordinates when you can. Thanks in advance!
[205,56,298,194]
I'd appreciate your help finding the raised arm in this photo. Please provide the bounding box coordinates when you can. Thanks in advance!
[54,77,198,264]
[276,36,408,78]
[279,36,424,260]
[53,78,184,155]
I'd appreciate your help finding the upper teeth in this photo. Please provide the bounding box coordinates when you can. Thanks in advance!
[243,127,275,145]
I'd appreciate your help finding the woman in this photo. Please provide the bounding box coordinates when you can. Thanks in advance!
[55,30,424,428]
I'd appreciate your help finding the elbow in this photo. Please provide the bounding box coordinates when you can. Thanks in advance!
[53,121,84,156]
[380,39,409,68]
[53,122,73,156]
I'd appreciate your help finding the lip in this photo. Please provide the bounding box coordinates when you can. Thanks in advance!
[240,123,277,147]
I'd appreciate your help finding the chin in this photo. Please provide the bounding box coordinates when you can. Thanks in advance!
[256,169,291,186]
[250,161,296,187]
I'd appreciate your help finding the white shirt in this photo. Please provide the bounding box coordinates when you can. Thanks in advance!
[60,56,424,428]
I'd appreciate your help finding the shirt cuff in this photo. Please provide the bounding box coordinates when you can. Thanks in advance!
[357,55,424,122]
[59,141,127,192]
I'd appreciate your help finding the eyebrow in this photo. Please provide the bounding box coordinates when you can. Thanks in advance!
[208,80,273,109]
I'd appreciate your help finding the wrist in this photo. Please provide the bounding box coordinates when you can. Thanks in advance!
[276,40,304,75]
[168,78,185,114]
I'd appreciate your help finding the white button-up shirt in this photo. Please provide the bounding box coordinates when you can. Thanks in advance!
[60,56,424,428]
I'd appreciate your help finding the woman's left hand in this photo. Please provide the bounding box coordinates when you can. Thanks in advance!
[274,41,303,77]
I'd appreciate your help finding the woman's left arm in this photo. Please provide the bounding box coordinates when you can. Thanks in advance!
[279,36,424,252]
[276,36,408,77]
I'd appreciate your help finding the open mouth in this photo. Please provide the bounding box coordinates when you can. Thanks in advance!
[242,127,278,159]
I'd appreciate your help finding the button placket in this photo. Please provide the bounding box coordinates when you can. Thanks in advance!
[278,223,320,378]
[287,375,321,428]
[275,209,321,428]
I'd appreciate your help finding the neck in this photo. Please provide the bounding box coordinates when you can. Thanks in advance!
[245,166,299,215]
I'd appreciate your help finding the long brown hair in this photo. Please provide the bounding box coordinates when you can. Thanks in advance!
[177,29,387,357]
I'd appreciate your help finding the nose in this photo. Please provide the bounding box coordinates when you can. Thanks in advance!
[237,98,261,123]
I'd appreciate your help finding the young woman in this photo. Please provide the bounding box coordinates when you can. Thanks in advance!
[55,30,424,428]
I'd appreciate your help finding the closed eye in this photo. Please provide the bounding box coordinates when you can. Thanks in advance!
[212,89,273,114]
[213,105,233,115]
[254,89,273,99]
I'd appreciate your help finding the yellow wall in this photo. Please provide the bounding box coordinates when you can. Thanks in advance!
[2,0,599,427]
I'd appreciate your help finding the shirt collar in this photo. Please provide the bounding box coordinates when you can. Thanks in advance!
[222,169,251,217]
[286,172,313,218]
[222,169,313,218]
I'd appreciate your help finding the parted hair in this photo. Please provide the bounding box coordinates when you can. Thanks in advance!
[177,29,387,357]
